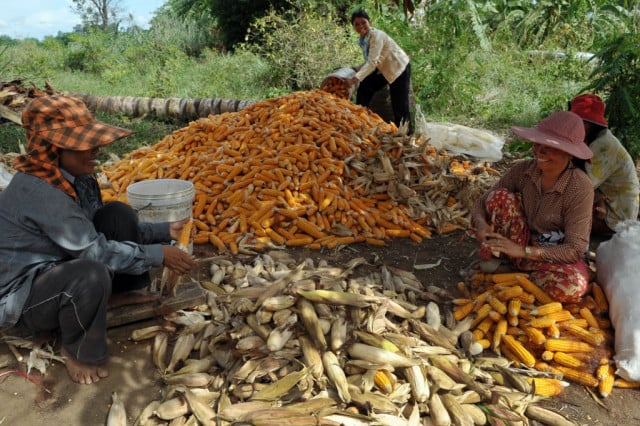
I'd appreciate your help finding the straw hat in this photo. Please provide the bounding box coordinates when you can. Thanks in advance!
[570,93,608,127]
[510,111,593,160]
[22,95,132,151]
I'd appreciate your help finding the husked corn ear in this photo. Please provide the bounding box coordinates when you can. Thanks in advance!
[614,378,640,388]
[591,283,608,312]
[579,307,600,330]
[541,350,554,361]
[508,299,522,317]
[502,335,535,367]
[597,364,615,398]
[544,309,574,322]
[528,317,557,328]
[492,319,508,354]
[547,323,560,338]
[562,323,605,346]
[530,301,563,316]
[545,338,594,353]
[470,303,492,329]
[553,352,584,368]
[528,377,568,397]
[492,272,528,283]
[495,285,524,301]
[554,365,599,387]
[454,301,475,321]
[487,295,507,315]
[476,317,494,335]
[524,326,546,345]
[515,275,554,304]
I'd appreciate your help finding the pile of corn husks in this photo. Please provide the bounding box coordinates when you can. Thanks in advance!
[120,252,576,426]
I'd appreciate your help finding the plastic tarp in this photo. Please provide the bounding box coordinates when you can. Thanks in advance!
[596,220,640,381]
[415,105,505,162]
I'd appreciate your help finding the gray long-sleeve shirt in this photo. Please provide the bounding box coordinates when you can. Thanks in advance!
[0,172,168,328]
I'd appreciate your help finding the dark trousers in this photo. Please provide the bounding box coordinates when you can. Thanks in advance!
[356,63,412,130]
[17,202,148,365]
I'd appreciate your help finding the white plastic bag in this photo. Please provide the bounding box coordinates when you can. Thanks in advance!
[415,104,505,162]
[596,220,640,381]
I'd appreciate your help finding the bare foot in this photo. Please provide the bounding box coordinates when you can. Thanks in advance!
[61,347,109,385]
[108,289,160,309]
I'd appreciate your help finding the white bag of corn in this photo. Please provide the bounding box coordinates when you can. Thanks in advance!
[596,220,640,381]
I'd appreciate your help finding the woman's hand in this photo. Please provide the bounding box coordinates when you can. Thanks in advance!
[473,217,491,243]
[483,233,525,259]
[169,218,190,241]
[162,245,197,275]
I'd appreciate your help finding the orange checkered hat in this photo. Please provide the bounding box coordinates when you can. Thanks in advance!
[22,95,132,150]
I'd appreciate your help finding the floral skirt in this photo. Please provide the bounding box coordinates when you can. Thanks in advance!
[481,188,589,303]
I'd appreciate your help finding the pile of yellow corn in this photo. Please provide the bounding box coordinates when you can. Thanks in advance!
[462,271,638,397]
[100,90,497,253]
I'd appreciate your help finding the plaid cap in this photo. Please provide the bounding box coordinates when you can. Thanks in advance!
[22,95,132,151]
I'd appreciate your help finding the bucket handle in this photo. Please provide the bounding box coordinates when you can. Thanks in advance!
[135,202,153,212]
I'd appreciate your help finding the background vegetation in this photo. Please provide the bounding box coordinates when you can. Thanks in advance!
[1,0,638,159]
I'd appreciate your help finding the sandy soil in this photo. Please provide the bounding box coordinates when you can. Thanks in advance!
[0,231,638,425]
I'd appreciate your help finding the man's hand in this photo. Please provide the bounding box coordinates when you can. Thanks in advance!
[162,245,196,275]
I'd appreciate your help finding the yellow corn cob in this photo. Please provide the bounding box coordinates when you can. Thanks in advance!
[591,283,608,312]
[472,329,485,341]
[562,323,605,346]
[452,298,473,306]
[508,299,522,317]
[488,295,508,315]
[487,310,502,322]
[515,276,554,304]
[373,369,394,394]
[492,319,508,354]
[554,365,599,387]
[470,304,493,329]
[502,335,535,367]
[615,378,640,388]
[454,301,475,321]
[476,338,491,349]
[528,317,557,329]
[507,314,520,327]
[528,377,567,397]
[516,292,536,305]
[500,344,522,368]
[547,323,560,338]
[545,338,594,353]
[495,285,524,301]
[540,350,555,361]
[579,307,600,330]
[553,352,584,368]
[476,317,494,335]
[507,326,524,336]
[492,272,528,283]
[534,361,553,372]
[544,310,574,322]
[530,302,563,316]
[524,326,546,345]
[560,318,589,328]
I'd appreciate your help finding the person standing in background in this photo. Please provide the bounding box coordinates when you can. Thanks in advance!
[346,8,412,132]
[570,94,639,234]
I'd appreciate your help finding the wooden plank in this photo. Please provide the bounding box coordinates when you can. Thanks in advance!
[107,281,206,328]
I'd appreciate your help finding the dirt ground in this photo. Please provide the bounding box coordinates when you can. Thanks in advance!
[0,231,639,425]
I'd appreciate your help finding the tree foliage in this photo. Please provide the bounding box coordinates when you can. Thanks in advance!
[70,0,127,31]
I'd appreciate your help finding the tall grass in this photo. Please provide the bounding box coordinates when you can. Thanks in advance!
[0,3,633,157]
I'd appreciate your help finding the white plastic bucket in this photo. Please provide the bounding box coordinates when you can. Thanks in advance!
[126,179,195,223]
